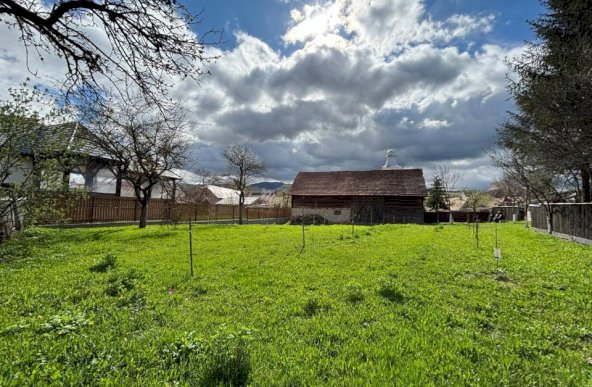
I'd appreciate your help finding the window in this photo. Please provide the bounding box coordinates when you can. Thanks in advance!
[69,173,86,190]
[334,210,341,215]
[92,168,117,194]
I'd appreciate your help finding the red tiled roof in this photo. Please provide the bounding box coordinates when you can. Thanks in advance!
[290,169,427,197]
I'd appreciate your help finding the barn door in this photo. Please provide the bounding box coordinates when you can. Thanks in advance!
[351,198,384,224]
[371,198,385,224]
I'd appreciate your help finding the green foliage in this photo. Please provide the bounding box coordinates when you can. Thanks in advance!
[39,311,93,336]
[89,253,118,272]
[303,297,323,317]
[0,224,591,385]
[497,0,592,201]
[105,269,143,297]
[426,175,448,211]
[0,86,85,235]
[163,327,253,385]
[377,276,405,303]
[345,281,365,303]
[202,326,253,386]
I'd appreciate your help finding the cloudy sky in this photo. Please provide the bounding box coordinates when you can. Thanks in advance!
[0,0,545,188]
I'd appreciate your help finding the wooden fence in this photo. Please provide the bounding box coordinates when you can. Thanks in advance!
[529,203,592,241]
[63,195,291,224]
[424,210,491,223]
[491,206,525,221]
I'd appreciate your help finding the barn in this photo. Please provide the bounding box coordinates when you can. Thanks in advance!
[290,169,427,224]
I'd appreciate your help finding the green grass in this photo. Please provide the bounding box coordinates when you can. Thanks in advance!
[0,223,591,385]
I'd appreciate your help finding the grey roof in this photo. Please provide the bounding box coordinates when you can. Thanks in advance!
[290,169,427,197]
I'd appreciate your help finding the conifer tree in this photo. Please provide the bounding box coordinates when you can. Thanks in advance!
[497,0,592,201]
[426,175,448,212]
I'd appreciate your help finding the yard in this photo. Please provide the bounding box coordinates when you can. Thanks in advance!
[0,223,591,385]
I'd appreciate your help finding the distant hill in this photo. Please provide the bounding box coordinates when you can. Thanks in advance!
[250,182,286,191]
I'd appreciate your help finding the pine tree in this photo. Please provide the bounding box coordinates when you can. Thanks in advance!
[498,0,592,201]
[426,175,448,212]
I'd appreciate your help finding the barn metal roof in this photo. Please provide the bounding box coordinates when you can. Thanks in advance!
[290,169,427,197]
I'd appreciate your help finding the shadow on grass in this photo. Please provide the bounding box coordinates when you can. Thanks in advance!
[0,227,125,264]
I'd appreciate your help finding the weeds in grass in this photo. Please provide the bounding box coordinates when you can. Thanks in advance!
[163,327,253,386]
[192,285,208,296]
[89,253,118,272]
[494,269,511,282]
[164,331,205,364]
[105,269,143,297]
[378,277,405,302]
[345,281,365,303]
[39,311,93,336]
[1,224,592,385]
[0,242,31,262]
[202,326,253,386]
[303,297,324,317]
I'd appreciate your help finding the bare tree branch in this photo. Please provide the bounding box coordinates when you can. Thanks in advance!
[0,0,221,106]
[221,144,265,225]
[81,93,189,228]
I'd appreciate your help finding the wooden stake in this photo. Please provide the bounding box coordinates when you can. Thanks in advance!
[301,219,305,252]
[189,217,194,277]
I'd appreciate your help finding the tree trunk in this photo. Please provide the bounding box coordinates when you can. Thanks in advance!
[581,165,591,202]
[524,188,530,228]
[238,191,244,225]
[12,200,22,232]
[139,202,148,229]
[545,203,553,234]
[9,191,22,232]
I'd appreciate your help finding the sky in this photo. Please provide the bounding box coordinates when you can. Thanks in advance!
[0,0,546,188]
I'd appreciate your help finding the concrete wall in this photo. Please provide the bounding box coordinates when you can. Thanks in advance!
[292,207,352,224]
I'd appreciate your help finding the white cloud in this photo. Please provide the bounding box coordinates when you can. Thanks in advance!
[290,9,304,22]
[283,0,496,56]
[0,0,520,187]
[419,119,451,129]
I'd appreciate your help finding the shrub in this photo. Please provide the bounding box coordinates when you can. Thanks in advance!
[89,253,118,272]
[303,297,323,317]
[345,282,365,304]
[290,214,328,225]
[202,327,253,386]
[163,331,205,364]
[105,269,143,297]
[39,311,92,336]
[377,277,405,303]
[163,327,253,386]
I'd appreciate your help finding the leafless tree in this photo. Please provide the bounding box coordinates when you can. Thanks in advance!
[435,164,459,203]
[463,190,491,215]
[433,164,460,221]
[491,147,574,233]
[82,94,189,228]
[222,144,265,225]
[176,168,222,204]
[0,0,220,104]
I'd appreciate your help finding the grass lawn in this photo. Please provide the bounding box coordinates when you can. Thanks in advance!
[0,223,591,385]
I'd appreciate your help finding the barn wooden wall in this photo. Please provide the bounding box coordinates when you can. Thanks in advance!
[291,195,424,224]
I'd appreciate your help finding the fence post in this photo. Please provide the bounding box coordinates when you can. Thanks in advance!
[232,206,235,221]
[91,197,96,223]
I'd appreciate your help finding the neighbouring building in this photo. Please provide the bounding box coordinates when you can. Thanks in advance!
[7,123,178,200]
[186,185,260,206]
[290,150,427,224]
